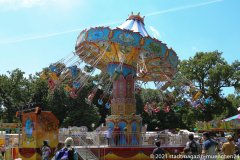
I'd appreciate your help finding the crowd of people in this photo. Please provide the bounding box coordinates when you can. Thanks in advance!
[152,132,240,160]
[2,129,239,160]
[105,126,129,146]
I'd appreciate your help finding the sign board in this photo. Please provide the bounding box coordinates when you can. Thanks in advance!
[0,123,20,129]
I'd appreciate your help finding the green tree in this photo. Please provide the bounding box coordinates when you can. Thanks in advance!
[0,69,31,122]
[231,60,240,93]
[140,89,183,130]
[176,51,238,123]
[180,51,238,98]
[227,94,240,109]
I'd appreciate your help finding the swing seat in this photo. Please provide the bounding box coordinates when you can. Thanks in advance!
[144,105,148,111]
[192,91,202,101]
[84,65,94,72]
[105,102,111,109]
[88,93,94,101]
[56,63,66,70]
[164,106,170,113]
[140,69,147,74]
[49,72,59,81]
[139,69,147,77]
[49,64,59,73]
[64,85,72,92]
[161,81,171,90]
[69,65,79,78]
[192,101,199,107]
[70,91,78,99]
[177,101,185,107]
[48,79,55,90]
[98,99,103,105]
[84,97,93,105]
[205,97,213,105]
[40,72,48,80]
[144,108,148,112]
[189,87,196,94]
[73,81,81,89]
[135,88,141,94]
[154,107,160,113]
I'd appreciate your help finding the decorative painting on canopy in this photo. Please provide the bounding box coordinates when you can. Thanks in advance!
[86,27,110,42]
[111,29,141,47]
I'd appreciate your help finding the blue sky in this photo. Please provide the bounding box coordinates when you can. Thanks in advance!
[0,0,239,94]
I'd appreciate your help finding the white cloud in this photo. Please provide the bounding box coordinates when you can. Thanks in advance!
[0,0,223,44]
[0,0,83,11]
[149,26,160,39]
[21,0,43,8]
[192,46,197,51]
[46,0,83,12]
[0,28,83,44]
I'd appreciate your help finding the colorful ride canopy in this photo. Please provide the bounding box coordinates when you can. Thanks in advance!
[75,13,178,82]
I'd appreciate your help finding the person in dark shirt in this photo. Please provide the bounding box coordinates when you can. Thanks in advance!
[41,140,51,160]
[152,139,166,160]
[114,126,120,146]
[202,132,218,160]
[184,134,201,160]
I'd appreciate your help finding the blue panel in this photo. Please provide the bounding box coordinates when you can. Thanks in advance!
[86,28,110,42]
[160,44,167,57]
[107,121,114,130]
[107,63,136,77]
[118,121,126,131]
[118,121,127,145]
[72,81,81,89]
[131,121,138,145]
[167,50,178,68]
[143,38,165,57]
[49,64,59,73]
[25,118,34,137]
[107,121,115,145]
[132,121,137,131]
[69,65,78,79]
[123,20,135,30]
[111,29,141,47]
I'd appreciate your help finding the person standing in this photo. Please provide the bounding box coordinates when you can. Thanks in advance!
[0,145,6,160]
[221,135,235,160]
[54,142,64,155]
[54,137,78,160]
[202,132,218,160]
[152,139,166,160]
[105,127,112,145]
[41,140,51,160]
[235,134,240,155]
[1,145,6,158]
[123,127,128,145]
[184,134,201,160]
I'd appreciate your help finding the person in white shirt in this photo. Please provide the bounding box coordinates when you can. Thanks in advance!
[105,127,112,145]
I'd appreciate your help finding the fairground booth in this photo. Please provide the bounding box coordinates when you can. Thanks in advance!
[3,107,59,160]
[195,114,240,139]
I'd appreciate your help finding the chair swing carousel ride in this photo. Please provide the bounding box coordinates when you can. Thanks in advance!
[41,13,213,145]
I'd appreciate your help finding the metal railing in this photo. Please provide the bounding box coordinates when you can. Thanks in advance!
[59,132,99,160]
[59,131,188,148]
